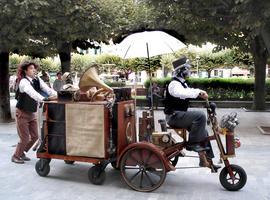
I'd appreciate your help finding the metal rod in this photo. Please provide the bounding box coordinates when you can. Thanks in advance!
[175,166,202,169]
[146,42,154,130]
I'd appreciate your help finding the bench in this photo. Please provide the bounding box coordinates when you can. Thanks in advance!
[136,87,165,108]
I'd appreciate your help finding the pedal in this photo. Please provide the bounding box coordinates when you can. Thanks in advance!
[179,150,185,157]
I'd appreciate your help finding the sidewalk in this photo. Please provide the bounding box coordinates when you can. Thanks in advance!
[0,100,270,200]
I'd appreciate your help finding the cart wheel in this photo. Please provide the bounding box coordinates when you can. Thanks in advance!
[219,164,247,191]
[170,156,179,167]
[35,159,50,177]
[111,161,119,170]
[88,165,106,185]
[64,160,75,165]
[120,147,166,192]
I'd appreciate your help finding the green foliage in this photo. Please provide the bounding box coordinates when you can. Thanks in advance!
[0,1,42,51]
[144,76,171,88]
[71,54,95,73]
[104,81,126,87]
[95,54,122,66]
[9,54,30,74]
[37,58,60,73]
[9,54,60,74]
[144,77,270,100]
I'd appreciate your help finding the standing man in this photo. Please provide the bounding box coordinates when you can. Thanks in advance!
[53,72,64,91]
[12,61,57,164]
[164,56,220,172]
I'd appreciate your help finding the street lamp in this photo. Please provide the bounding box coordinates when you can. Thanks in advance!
[196,56,200,77]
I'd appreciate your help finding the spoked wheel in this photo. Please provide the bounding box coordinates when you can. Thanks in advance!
[219,164,247,191]
[120,147,166,192]
[35,159,50,177]
[88,165,106,185]
[64,160,75,165]
[170,156,179,167]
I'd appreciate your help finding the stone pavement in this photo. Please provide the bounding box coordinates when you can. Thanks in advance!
[0,100,270,200]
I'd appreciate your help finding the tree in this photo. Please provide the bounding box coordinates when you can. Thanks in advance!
[146,0,270,110]
[27,0,111,73]
[0,1,48,122]
[31,0,141,73]
[0,0,140,122]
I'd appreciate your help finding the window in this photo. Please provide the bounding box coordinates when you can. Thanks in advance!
[214,70,218,77]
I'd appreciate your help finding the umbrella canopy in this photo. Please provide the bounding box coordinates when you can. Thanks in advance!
[115,31,186,59]
[114,31,186,126]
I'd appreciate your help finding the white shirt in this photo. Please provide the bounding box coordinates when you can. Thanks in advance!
[168,77,203,99]
[19,76,57,102]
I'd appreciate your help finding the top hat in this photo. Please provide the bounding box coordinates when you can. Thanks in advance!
[172,56,188,71]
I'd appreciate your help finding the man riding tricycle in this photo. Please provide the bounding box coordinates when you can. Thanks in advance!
[120,56,247,192]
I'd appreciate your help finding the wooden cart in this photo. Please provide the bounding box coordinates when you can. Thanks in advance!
[36,99,138,184]
[35,93,246,192]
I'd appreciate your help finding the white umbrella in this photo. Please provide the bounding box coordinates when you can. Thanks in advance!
[115,31,186,126]
[116,31,186,59]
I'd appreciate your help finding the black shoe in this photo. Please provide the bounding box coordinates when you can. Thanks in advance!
[186,144,210,152]
[210,163,221,173]
[199,159,221,173]
[11,156,24,164]
[21,154,31,161]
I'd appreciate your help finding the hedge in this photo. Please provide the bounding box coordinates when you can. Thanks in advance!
[144,78,270,101]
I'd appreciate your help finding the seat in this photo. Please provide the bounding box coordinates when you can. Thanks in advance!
[158,119,187,142]
[169,128,187,142]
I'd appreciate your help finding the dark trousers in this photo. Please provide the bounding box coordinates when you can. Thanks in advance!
[166,110,214,158]
[13,108,38,158]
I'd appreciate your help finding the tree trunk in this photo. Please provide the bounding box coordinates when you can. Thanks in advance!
[0,51,12,123]
[251,36,268,110]
[207,70,211,78]
[57,41,72,73]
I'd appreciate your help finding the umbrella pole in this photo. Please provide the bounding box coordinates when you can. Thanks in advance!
[146,43,155,130]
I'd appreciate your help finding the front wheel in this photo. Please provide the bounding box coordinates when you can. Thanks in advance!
[120,147,166,192]
[35,159,50,177]
[219,164,247,191]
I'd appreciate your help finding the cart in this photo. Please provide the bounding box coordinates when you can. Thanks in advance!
[35,97,138,184]
[35,67,246,192]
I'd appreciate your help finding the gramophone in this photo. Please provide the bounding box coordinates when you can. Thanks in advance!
[74,66,113,101]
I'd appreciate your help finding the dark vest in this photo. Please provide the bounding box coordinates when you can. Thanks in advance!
[16,77,42,113]
[164,77,190,114]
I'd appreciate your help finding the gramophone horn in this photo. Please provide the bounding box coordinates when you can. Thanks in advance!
[79,66,113,92]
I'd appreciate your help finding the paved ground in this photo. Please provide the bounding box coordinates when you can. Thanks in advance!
[1,100,270,200]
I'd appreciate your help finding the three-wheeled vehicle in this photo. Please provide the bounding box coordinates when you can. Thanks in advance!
[35,67,247,192]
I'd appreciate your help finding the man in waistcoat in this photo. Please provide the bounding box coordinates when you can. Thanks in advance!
[164,56,220,172]
[12,61,57,164]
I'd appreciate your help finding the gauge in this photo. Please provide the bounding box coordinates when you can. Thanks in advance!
[161,134,170,143]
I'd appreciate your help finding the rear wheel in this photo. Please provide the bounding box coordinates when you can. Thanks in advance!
[64,160,75,165]
[88,165,106,185]
[120,147,166,192]
[219,164,247,191]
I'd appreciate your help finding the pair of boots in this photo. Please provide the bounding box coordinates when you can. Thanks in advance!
[198,151,221,173]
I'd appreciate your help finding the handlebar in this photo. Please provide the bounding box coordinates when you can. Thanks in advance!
[205,99,210,108]
[205,99,217,115]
